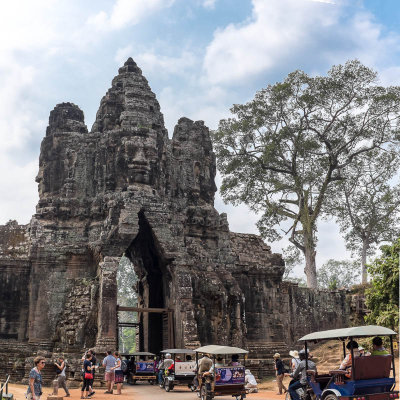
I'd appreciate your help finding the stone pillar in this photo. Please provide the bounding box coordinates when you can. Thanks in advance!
[95,256,119,352]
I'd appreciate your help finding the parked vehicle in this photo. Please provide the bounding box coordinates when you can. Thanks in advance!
[195,345,248,400]
[295,325,398,400]
[160,348,197,392]
[127,352,156,385]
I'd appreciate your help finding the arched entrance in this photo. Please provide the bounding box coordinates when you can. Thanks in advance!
[123,210,173,354]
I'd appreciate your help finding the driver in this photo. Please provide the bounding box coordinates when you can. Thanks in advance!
[158,353,174,384]
[288,350,316,400]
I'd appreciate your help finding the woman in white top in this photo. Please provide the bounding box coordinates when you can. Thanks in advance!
[112,351,123,395]
[289,350,301,372]
[55,356,70,397]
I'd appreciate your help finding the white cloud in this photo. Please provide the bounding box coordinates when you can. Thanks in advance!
[88,0,175,31]
[203,0,339,84]
[203,0,400,85]
[202,0,217,9]
[136,50,197,76]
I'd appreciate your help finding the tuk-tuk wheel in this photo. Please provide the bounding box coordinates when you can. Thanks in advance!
[323,395,338,400]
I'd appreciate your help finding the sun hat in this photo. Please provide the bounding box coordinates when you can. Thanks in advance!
[358,346,364,351]
[245,369,251,374]
[273,353,280,359]
[289,350,299,358]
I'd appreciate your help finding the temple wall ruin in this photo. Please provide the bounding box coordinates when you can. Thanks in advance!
[0,59,355,381]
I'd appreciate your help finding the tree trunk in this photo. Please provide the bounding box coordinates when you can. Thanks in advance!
[303,233,317,288]
[361,238,369,284]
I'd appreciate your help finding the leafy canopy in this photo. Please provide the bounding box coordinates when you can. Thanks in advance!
[365,238,400,330]
[213,59,400,246]
[317,259,361,289]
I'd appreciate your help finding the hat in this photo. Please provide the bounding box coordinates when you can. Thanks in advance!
[245,369,251,374]
[289,350,299,358]
[358,346,364,351]
[273,353,280,359]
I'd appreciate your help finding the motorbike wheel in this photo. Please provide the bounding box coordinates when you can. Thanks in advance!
[200,385,207,400]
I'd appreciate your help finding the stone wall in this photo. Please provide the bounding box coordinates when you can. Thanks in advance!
[0,59,354,382]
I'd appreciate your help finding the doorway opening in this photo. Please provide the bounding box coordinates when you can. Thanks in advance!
[122,210,173,354]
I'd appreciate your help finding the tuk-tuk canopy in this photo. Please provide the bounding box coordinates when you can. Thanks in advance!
[130,352,155,356]
[195,345,248,355]
[299,325,397,341]
[160,349,196,354]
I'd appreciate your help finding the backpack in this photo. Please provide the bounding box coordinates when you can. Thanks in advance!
[121,360,128,373]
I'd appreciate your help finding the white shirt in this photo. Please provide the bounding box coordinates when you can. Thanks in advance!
[245,373,257,386]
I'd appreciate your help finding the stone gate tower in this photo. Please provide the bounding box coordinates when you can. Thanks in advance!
[0,59,351,380]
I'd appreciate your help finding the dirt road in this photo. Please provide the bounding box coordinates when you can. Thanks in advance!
[7,382,278,400]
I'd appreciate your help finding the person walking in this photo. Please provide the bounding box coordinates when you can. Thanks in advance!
[81,353,94,399]
[111,352,123,395]
[54,356,70,397]
[102,350,116,394]
[27,356,45,400]
[273,353,287,395]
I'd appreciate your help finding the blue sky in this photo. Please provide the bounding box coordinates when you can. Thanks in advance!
[1,0,399,276]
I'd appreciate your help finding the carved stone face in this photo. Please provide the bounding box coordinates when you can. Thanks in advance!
[124,132,158,185]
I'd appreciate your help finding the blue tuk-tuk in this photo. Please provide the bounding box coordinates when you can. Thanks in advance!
[195,345,248,400]
[297,325,398,400]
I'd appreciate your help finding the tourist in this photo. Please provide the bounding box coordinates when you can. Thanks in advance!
[103,350,116,394]
[81,353,94,399]
[54,356,70,397]
[371,337,389,355]
[273,353,287,395]
[229,354,240,366]
[245,369,258,393]
[358,346,371,356]
[87,350,96,397]
[111,351,123,395]
[288,350,316,400]
[339,340,360,370]
[27,356,45,400]
[289,350,300,372]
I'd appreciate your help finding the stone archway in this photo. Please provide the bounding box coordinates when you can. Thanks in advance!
[125,210,172,354]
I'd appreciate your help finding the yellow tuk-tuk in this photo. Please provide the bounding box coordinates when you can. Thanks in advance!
[195,345,248,400]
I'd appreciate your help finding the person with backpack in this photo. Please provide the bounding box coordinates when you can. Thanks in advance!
[54,356,70,397]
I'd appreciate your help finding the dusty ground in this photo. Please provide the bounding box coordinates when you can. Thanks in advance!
[5,382,285,400]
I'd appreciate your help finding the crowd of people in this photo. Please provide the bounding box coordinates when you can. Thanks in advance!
[24,336,389,400]
[274,336,390,399]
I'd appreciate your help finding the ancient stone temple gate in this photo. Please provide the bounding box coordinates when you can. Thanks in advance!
[0,59,352,380]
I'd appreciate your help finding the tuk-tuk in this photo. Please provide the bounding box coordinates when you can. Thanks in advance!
[159,348,197,392]
[128,352,156,385]
[195,345,248,400]
[294,325,399,400]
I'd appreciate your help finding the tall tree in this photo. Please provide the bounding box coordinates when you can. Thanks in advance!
[213,60,400,287]
[326,150,400,283]
[365,238,399,330]
[317,259,360,289]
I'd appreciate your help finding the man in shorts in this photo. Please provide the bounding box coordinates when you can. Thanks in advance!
[102,351,116,394]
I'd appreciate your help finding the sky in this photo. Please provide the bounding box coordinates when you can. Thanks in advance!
[1,0,400,278]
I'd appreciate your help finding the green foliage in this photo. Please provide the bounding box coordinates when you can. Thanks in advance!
[213,59,400,287]
[117,255,138,353]
[365,239,400,329]
[317,259,361,289]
